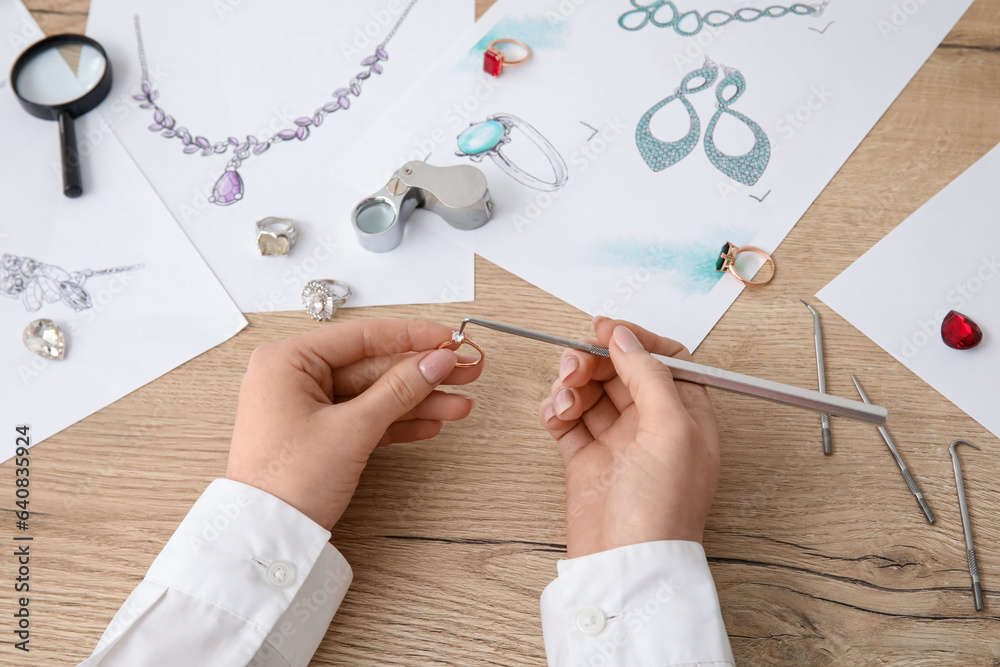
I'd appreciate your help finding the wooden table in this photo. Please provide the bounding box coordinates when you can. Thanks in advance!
[9,1,1000,664]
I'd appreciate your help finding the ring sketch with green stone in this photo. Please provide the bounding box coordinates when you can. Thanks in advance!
[456,113,569,192]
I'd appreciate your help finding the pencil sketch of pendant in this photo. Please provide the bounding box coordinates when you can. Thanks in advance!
[456,113,568,191]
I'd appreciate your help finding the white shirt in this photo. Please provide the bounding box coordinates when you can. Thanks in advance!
[81,480,734,667]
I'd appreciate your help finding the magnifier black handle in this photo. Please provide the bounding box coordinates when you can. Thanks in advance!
[58,110,83,198]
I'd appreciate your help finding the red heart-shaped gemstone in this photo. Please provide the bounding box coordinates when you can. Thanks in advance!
[941,310,983,350]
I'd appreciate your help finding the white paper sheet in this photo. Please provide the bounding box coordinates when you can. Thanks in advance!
[337,0,972,350]
[85,0,476,312]
[1,3,247,457]
[819,143,1000,439]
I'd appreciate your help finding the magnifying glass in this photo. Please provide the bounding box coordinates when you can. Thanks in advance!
[11,34,112,198]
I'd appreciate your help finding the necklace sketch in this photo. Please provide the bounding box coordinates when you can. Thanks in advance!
[619,1,828,35]
[1,254,144,313]
[132,0,419,207]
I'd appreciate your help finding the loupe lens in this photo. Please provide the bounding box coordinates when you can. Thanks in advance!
[355,200,397,234]
[14,42,107,106]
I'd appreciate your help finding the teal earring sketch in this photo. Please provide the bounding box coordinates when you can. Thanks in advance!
[618,1,828,35]
[704,66,770,186]
[636,57,718,172]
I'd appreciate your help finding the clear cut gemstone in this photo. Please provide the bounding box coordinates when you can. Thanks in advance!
[451,331,464,343]
[23,318,66,360]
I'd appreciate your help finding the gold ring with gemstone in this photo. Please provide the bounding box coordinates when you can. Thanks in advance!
[715,241,774,287]
[484,38,531,77]
[256,217,299,256]
[436,331,485,367]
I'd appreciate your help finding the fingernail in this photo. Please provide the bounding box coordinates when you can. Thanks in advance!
[554,388,574,416]
[592,315,607,329]
[540,402,556,424]
[419,349,456,384]
[559,355,578,381]
[455,393,477,407]
[612,325,643,353]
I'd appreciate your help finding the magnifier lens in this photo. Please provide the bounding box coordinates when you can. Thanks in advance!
[11,34,112,198]
[14,43,107,106]
[355,200,397,234]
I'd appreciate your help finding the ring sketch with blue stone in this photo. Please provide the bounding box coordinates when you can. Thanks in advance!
[456,113,569,192]
[618,0,828,35]
[636,57,770,186]
[1,254,144,313]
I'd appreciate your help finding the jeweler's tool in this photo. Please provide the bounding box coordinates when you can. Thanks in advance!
[801,300,832,455]
[949,439,984,611]
[850,374,934,524]
[456,318,887,425]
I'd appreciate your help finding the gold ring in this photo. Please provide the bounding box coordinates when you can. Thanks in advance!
[715,241,775,287]
[484,38,531,77]
[436,334,485,367]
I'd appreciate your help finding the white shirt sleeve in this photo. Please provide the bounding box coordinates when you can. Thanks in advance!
[79,479,352,667]
[540,541,734,667]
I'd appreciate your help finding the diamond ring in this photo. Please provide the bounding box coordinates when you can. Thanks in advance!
[302,279,352,321]
[256,217,299,256]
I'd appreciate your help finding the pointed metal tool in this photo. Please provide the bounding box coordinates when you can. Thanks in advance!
[801,300,832,455]
[851,374,934,524]
[455,318,887,424]
[949,439,984,611]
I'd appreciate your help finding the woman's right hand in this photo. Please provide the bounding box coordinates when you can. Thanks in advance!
[538,317,722,559]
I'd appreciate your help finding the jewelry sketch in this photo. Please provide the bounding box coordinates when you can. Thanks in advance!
[131,0,420,207]
[456,113,568,191]
[636,58,770,186]
[619,0,829,35]
[1,254,144,312]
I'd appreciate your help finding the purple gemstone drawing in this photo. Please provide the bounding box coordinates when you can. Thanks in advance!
[131,0,419,207]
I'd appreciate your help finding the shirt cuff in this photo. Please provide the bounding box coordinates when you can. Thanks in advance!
[540,541,734,667]
[144,479,352,663]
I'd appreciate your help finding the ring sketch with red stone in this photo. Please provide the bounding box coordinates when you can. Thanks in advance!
[1,254,144,313]
[131,0,418,207]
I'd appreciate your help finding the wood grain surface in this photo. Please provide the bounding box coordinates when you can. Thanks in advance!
[6,0,1000,665]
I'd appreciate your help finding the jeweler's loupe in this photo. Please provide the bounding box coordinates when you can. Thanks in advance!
[11,34,112,198]
[353,161,493,253]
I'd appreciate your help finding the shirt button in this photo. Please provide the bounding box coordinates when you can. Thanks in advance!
[265,560,296,589]
[575,606,606,636]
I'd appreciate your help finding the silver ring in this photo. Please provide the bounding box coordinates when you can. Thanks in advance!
[456,113,568,192]
[256,217,298,256]
[302,279,351,321]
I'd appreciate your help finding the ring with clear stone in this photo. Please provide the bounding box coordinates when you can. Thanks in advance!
[435,330,485,367]
[301,279,352,321]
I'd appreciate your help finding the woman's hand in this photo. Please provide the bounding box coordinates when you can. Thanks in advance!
[226,318,483,531]
[539,317,721,559]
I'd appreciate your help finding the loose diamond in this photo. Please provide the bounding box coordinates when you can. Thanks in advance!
[23,318,66,360]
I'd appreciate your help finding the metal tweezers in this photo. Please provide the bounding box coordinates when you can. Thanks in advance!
[457,318,887,425]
